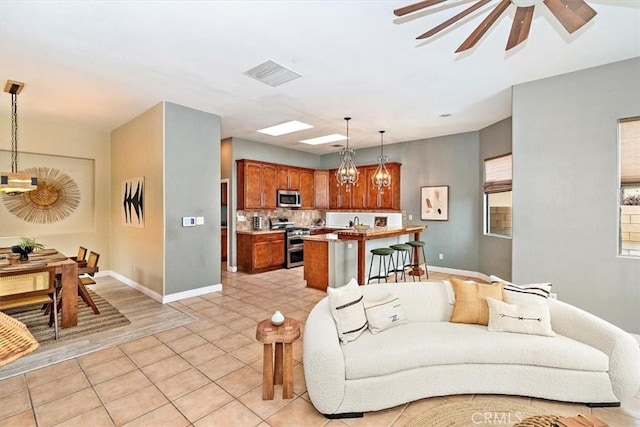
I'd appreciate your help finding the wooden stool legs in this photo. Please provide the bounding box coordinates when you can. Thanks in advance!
[262,341,294,400]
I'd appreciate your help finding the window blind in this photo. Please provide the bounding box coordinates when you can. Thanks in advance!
[621,118,640,185]
[484,153,512,194]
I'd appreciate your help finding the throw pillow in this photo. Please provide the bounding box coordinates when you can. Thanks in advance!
[327,278,368,343]
[364,293,407,334]
[489,275,552,305]
[450,277,504,326]
[486,297,556,337]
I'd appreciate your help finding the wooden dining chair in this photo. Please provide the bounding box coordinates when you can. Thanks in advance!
[0,267,59,339]
[78,251,100,314]
[69,246,88,268]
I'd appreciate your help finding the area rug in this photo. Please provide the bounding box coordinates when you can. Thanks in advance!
[2,289,130,346]
[405,399,558,427]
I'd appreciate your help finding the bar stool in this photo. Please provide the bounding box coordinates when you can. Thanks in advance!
[406,240,429,279]
[367,247,396,284]
[390,244,412,282]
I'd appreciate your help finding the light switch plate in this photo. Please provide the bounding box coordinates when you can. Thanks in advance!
[196,217,204,225]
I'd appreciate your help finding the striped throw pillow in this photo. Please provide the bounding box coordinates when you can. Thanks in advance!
[489,275,552,305]
[327,278,368,344]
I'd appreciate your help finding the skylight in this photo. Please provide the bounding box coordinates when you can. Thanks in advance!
[257,120,314,136]
[300,134,347,145]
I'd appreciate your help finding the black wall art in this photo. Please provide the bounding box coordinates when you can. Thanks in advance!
[122,177,144,228]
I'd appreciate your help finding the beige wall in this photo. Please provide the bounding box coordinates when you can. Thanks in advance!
[0,115,111,265]
[110,103,164,296]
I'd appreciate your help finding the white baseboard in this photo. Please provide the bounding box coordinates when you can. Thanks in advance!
[106,270,163,303]
[105,271,222,304]
[162,283,223,304]
[428,265,490,282]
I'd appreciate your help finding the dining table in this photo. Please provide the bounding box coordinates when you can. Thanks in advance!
[0,248,79,328]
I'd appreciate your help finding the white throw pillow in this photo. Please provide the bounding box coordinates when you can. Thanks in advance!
[327,278,368,343]
[486,297,556,337]
[364,293,407,334]
[489,275,552,305]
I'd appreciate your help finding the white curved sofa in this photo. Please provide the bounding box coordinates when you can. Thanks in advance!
[303,282,640,418]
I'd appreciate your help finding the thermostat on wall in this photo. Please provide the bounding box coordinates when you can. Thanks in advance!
[182,217,196,227]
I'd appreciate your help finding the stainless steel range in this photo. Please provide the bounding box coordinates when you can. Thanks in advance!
[269,217,310,269]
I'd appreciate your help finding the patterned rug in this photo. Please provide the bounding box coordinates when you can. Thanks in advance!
[2,288,130,346]
[405,399,558,427]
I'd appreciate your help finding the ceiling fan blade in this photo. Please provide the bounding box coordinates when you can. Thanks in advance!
[506,6,534,50]
[394,0,447,17]
[543,0,597,34]
[456,0,511,53]
[417,0,491,40]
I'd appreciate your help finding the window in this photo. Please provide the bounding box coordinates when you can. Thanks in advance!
[484,153,512,238]
[620,117,640,257]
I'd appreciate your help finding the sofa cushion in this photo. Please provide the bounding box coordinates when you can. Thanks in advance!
[342,322,608,380]
[450,278,504,325]
[487,297,556,337]
[364,293,407,334]
[362,282,453,323]
[327,278,368,343]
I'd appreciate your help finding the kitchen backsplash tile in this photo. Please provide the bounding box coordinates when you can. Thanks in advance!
[236,209,324,231]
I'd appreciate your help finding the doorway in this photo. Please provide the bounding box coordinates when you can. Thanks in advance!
[221,179,229,262]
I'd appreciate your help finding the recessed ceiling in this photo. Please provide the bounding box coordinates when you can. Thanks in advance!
[0,1,638,154]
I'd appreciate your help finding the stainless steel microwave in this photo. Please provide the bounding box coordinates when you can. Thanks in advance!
[277,190,301,208]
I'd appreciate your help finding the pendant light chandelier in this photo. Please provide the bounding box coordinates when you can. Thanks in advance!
[336,117,359,192]
[372,130,391,194]
[1,80,37,195]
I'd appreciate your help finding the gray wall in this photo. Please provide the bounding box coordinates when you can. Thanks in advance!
[479,117,513,279]
[164,102,221,294]
[512,58,640,333]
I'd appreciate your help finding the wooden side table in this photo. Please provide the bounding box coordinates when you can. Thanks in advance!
[255,317,301,400]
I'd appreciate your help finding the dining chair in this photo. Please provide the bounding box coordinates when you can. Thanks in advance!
[78,251,100,314]
[69,246,88,267]
[0,267,59,340]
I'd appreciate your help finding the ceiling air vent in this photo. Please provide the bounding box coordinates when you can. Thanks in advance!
[243,60,301,87]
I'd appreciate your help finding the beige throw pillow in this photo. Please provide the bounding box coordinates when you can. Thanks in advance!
[487,297,556,337]
[364,293,407,334]
[450,277,504,326]
[489,275,552,305]
[327,278,368,343]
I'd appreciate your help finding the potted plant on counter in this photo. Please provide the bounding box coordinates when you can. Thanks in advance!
[11,237,45,262]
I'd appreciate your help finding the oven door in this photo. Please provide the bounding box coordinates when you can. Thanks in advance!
[287,246,304,268]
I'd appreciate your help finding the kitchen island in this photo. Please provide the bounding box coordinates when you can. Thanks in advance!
[303,226,426,290]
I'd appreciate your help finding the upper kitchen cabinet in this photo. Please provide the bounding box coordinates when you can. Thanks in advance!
[366,162,401,210]
[237,159,277,210]
[277,166,300,190]
[329,163,401,210]
[313,170,330,210]
[299,168,315,209]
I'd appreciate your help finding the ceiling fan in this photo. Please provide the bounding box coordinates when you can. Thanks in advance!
[394,0,598,52]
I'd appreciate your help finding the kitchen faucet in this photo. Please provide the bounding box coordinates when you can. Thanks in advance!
[349,216,360,227]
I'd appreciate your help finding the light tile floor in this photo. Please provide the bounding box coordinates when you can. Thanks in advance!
[1,267,639,426]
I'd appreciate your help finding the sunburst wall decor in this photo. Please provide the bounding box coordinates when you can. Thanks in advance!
[2,166,81,224]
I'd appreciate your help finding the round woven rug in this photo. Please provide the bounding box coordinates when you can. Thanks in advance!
[405,399,558,427]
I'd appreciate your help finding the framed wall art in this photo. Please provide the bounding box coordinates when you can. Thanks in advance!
[421,185,449,221]
[122,177,144,228]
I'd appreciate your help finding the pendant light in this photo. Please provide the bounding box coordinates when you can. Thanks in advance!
[372,130,391,194]
[336,117,359,192]
[1,80,37,195]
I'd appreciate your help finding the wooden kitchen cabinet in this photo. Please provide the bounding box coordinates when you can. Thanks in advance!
[299,168,315,209]
[221,227,228,261]
[237,232,285,273]
[277,166,300,190]
[313,170,330,209]
[329,163,401,210]
[365,162,401,210]
[237,160,277,210]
